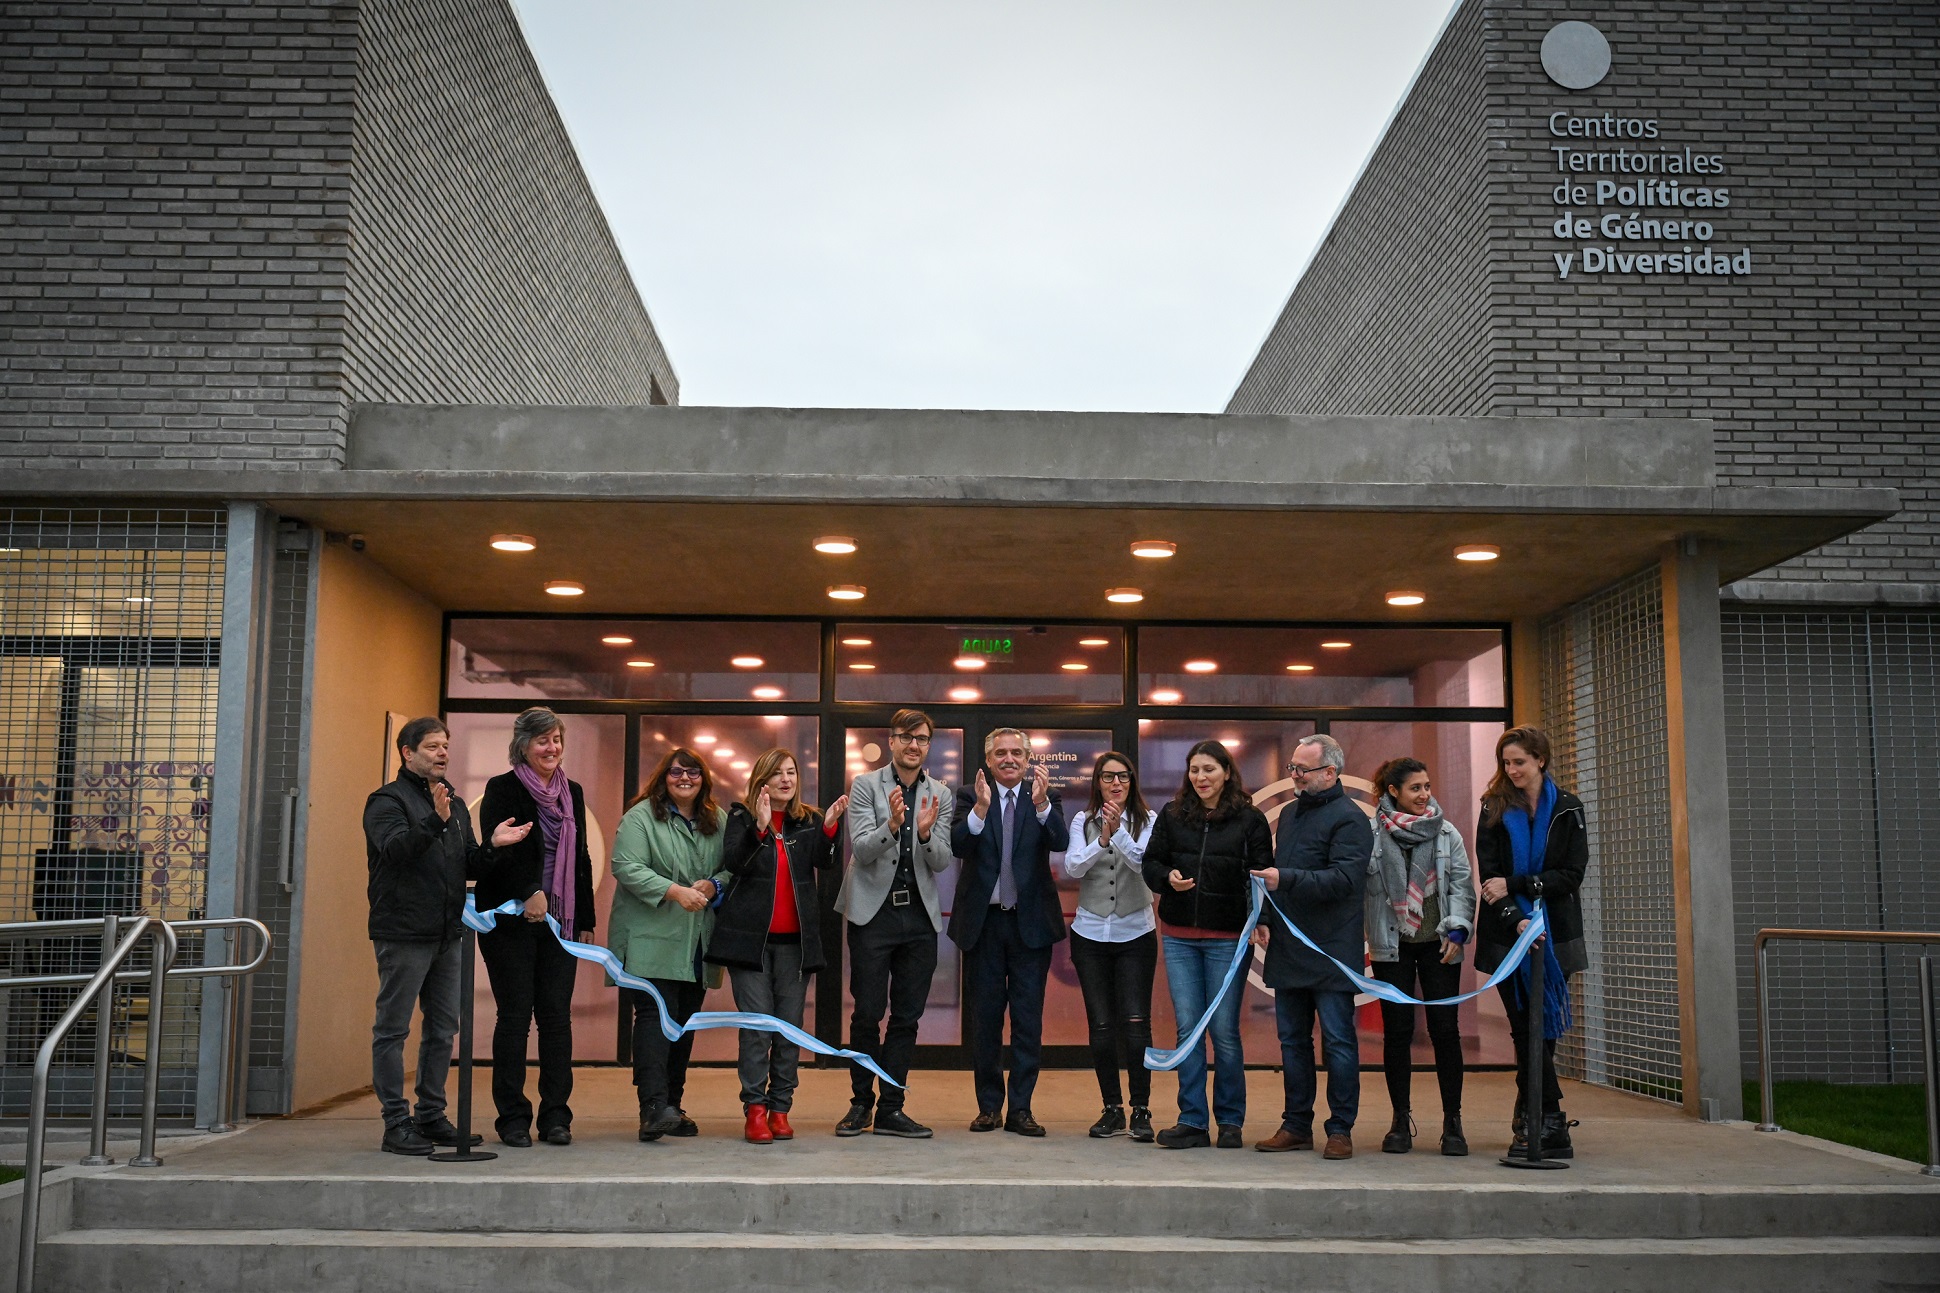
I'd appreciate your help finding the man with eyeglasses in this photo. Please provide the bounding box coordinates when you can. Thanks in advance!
[1249,734,1372,1160]
[835,708,955,1138]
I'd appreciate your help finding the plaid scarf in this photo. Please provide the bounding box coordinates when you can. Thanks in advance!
[1375,796,1443,939]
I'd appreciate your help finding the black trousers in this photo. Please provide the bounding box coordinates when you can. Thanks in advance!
[846,903,938,1114]
[627,977,706,1112]
[1068,929,1157,1107]
[477,919,577,1136]
[964,906,1053,1116]
[1371,939,1464,1119]
[1496,980,1564,1115]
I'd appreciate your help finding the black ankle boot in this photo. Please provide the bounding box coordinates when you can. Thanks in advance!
[1381,1112,1413,1154]
[1128,1106,1155,1143]
[1540,1110,1577,1160]
[1440,1113,1469,1157]
[1510,1106,1527,1153]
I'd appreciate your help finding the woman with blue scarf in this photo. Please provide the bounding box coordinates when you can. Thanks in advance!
[1474,726,1589,1160]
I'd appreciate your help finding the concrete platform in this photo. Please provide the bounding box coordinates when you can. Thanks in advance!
[22,1069,1940,1292]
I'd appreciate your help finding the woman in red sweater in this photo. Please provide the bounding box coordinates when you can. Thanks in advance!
[708,748,847,1143]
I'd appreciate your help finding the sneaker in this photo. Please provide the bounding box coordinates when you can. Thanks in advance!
[1128,1106,1155,1143]
[1215,1124,1243,1149]
[834,1102,873,1137]
[1089,1104,1127,1138]
[1155,1124,1211,1149]
[1382,1113,1414,1154]
[380,1123,435,1156]
[1441,1114,1469,1157]
[873,1109,934,1139]
[415,1117,482,1148]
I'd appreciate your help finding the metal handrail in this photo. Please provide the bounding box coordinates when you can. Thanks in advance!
[16,915,176,1293]
[1752,927,1940,1178]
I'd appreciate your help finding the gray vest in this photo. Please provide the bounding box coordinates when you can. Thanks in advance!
[1076,814,1158,920]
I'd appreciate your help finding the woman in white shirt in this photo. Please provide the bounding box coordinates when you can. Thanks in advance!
[1062,750,1159,1142]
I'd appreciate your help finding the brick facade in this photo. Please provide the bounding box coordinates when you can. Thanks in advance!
[1230,0,1940,594]
[0,0,675,471]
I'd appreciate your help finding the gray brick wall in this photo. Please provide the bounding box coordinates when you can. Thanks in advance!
[1230,0,1940,593]
[0,0,676,471]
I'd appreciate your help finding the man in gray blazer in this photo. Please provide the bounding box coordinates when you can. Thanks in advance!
[836,708,955,1138]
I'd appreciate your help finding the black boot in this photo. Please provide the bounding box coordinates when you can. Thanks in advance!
[1510,1106,1527,1153]
[1440,1113,1469,1157]
[1381,1112,1413,1154]
[1540,1110,1577,1160]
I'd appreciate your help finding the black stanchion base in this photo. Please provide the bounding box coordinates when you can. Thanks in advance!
[1499,1152,1570,1170]
[427,1147,498,1163]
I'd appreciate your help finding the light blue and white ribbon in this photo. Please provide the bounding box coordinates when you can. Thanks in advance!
[1144,879,1549,1071]
[465,897,901,1087]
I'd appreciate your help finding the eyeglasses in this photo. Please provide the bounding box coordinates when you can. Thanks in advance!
[1098,771,1132,784]
[666,767,704,782]
[890,732,932,746]
[1285,762,1332,779]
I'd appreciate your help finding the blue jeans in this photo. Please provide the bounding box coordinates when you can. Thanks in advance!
[1275,987,1361,1138]
[1162,935,1248,1131]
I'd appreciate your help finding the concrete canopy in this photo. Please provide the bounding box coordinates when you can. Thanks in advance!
[5,405,1894,621]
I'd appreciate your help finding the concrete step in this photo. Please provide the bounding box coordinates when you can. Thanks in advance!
[40,1227,1940,1293]
[68,1172,1940,1241]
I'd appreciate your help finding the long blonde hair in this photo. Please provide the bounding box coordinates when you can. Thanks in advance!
[743,748,811,823]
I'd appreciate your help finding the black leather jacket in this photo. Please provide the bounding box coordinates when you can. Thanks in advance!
[1141,799,1274,934]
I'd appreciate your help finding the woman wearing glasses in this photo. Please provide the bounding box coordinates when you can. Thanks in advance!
[1140,740,1274,1149]
[1061,751,1159,1142]
[609,747,730,1142]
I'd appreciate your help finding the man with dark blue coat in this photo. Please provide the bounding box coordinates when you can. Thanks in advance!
[949,727,1069,1136]
[1250,734,1373,1160]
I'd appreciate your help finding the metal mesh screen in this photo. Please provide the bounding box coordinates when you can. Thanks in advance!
[1723,610,1940,1082]
[0,509,225,1118]
[1540,565,1682,1102]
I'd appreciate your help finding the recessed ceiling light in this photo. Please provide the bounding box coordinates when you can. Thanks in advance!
[729,760,750,771]
[1077,637,1110,648]
[601,635,634,646]
[1105,588,1143,604]
[490,534,537,552]
[693,734,717,746]
[0,548,21,554]
[1286,663,1315,672]
[1386,591,1426,607]
[751,686,783,700]
[714,747,736,759]
[1220,738,1243,749]
[849,662,877,671]
[1454,544,1501,562]
[1149,689,1183,704]
[1030,736,1049,747]
[1183,660,1217,673]
[731,656,765,668]
[626,659,655,669]
[947,686,981,702]
[841,637,873,647]
[814,536,858,554]
[1130,540,1177,559]
[123,596,153,605]
[1061,662,1088,672]
[544,581,584,596]
[827,584,867,601]
[953,656,986,671]
[1320,640,1352,650]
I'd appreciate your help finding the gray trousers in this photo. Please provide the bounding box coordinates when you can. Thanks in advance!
[372,937,462,1129]
[729,941,807,1111]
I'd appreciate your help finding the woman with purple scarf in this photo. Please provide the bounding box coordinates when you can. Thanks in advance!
[478,707,597,1148]
[1474,726,1590,1160]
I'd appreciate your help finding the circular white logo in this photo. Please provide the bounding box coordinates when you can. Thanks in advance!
[1541,21,1611,90]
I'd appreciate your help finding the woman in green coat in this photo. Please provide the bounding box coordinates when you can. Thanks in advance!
[610,746,731,1142]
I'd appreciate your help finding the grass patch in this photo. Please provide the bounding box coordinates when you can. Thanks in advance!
[1745,1080,1933,1164]
[0,1168,20,1186]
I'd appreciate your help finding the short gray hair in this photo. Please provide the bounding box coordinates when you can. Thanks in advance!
[984,726,1028,755]
[508,706,565,767]
[1295,733,1346,773]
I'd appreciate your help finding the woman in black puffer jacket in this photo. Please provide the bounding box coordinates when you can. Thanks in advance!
[1140,740,1274,1149]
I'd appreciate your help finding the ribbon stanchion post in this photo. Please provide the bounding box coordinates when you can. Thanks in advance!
[1500,918,1567,1171]
[428,918,495,1164]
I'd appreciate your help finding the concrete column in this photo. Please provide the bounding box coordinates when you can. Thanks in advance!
[195,503,274,1128]
[1660,541,1744,1120]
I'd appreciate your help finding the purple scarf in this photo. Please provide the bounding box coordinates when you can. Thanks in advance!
[514,762,578,932]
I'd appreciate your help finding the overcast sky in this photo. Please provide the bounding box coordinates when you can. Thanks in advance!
[512,1,1458,411]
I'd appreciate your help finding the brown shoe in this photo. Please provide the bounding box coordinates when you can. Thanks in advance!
[1323,1132,1354,1160]
[969,1111,1003,1133]
[1254,1127,1314,1152]
[1004,1110,1046,1138]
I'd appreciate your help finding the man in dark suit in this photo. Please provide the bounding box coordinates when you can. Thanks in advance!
[949,727,1069,1136]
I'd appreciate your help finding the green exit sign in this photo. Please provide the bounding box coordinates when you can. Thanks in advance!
[960,635,1014,659]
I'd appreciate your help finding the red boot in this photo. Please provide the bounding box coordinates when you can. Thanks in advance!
[767,1109,794,1141]
[744,1103,774,1145]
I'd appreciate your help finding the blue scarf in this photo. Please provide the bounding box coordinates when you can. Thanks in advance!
[1504,777,1572,1039]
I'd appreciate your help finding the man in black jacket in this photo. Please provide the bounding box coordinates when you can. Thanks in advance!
[1250,734,1372,1160]
[364,717,528,1155]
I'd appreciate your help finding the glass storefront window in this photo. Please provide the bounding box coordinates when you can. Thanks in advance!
[447,618,820,703]
[834,624,1123,704]
[1137,626,1504,708]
